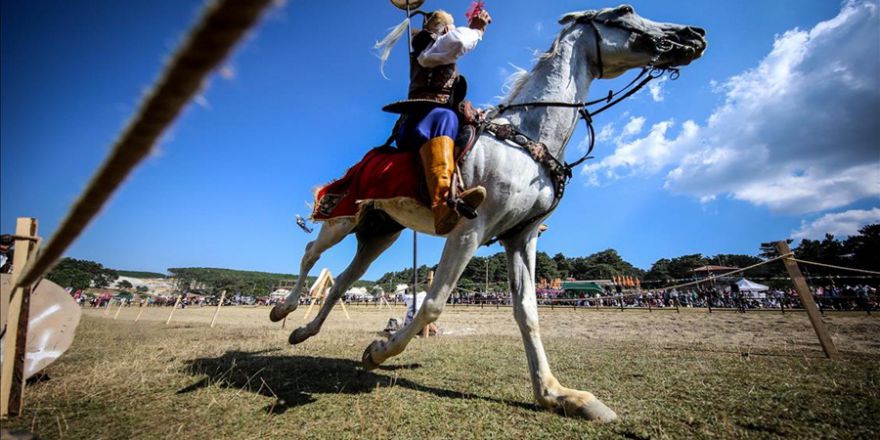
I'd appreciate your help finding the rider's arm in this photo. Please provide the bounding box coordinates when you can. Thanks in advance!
[417,26,483,68]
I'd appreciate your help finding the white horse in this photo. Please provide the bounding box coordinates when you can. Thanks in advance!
[271,5,706,420]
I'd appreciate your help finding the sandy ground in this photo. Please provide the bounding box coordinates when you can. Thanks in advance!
[85,303,880,355]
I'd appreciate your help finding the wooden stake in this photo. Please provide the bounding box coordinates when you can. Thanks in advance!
[166,294,182,325]
[340,298,351,320]
[210,290,226,328]
[1,217,38,418]
[134,302,145,322]
[103,299,112,317]
[775,241,840,360]
[113,300,123,320]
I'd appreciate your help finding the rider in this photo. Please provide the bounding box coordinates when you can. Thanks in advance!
[381,8,492,235]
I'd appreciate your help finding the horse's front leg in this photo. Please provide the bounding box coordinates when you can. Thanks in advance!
[503,229,617,422]
[289,230,401,344]
[270,218,355,322]
[362,229,480,369]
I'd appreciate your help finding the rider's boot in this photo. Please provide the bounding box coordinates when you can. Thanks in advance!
[419,136,485,235]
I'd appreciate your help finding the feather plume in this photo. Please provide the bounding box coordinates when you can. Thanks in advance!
[374,17,411,79]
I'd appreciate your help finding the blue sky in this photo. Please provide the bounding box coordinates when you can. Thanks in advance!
[2,0,878,280]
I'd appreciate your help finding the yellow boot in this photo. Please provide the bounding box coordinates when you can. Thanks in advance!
[420,136,459,234]
[419,136,486,234]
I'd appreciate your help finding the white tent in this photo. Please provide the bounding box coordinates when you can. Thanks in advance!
[736,278,769,299]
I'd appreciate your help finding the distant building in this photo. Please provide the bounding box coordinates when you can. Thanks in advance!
[269,288,290,301]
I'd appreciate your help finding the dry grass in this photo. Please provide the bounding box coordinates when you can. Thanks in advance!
[4,305,879,439]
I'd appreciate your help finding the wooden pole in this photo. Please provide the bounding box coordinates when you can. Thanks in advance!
[775,241,840,360]
[166,294,182,325]
[113,300,123,320]
[1,217,38,418]
[135,301,146,322]
[324,272,350,321]
[339,296,351,320]
[302,270,327,322]
[103,298,112,316]
[210,290,226,328]
[412,231,418,331]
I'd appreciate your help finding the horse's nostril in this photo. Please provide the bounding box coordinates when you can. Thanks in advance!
[689,26,706,37]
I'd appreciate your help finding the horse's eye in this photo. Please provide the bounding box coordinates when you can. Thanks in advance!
[620,5,634,14]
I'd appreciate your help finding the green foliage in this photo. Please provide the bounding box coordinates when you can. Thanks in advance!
[535,252,559,280]
[46,258,118,290]
[116,270,167,278]
[378,249,644,291]
[117,279,134,290]
[792,224,880,277]
[166,267,375,296]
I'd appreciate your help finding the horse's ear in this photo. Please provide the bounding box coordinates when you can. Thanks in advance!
[558,10,595,25]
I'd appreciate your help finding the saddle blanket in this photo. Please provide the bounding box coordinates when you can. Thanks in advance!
[311,146,423,221]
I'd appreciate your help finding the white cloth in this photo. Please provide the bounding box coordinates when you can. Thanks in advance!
[417,26,482,68]
[403,291,427,326]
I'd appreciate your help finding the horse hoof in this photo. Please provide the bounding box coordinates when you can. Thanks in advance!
[361,340,383,371]
[269,305,290,322]
[560,394,618,422]
[288,327,311,345]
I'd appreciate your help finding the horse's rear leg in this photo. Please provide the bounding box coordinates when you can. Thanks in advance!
[504,229,617,422]
[289,229,402,344]
[362,229,479,369]
[269,218,355,322]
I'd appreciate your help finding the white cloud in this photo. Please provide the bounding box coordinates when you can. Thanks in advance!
[219,65,236,80]
[647,77,667,102]
[621,116,645,136]
[534,22,544,34]
[582,0,880,214]
[792,207,880,239]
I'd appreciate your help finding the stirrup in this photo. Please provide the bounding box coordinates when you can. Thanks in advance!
[453,198,478,219]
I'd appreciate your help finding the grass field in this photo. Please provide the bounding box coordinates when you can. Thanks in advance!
[4,304,879,439]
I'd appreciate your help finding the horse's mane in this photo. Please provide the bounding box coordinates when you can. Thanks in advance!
[496,22,576,108]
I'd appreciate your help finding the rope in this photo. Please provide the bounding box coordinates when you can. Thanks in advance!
[637,253,793,294]
[11,0,273,293]
[791,259,880,275]
[540,253,796,303]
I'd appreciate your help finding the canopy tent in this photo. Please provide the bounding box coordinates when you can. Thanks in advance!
[561,281,605,295]
[736,278,769,299]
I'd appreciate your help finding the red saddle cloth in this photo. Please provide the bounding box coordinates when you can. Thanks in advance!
[311,146,423,221]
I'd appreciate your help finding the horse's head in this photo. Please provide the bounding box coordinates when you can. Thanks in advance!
[560,4,707,79]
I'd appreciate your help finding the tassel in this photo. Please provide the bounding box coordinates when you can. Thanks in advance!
[374,17,411,79]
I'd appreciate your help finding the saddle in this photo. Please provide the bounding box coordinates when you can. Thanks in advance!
[310,104,482,222]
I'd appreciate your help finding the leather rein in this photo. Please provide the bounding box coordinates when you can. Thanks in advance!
[483,17,683,244]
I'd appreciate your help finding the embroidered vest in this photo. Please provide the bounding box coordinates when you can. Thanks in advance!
[407,30,459,104]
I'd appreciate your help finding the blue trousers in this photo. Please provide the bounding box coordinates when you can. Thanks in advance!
[395,106,459,151]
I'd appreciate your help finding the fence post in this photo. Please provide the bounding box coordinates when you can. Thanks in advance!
[775,241,840,360]
[166,294,182,325]
[210,290,226,328]
[113,300,124,320]
[1,217,38,418]
[135,301,146,322]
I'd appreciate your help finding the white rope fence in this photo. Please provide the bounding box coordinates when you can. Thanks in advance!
[792,259,880,276]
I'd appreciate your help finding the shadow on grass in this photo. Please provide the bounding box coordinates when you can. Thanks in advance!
[178,350,537,415]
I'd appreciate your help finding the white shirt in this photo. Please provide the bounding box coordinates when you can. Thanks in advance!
[417,26,483,68]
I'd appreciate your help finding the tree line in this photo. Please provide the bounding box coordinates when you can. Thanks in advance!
[44,224,877,294]
[377,224,879,291]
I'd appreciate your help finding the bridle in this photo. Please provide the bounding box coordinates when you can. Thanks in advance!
[494,15,684,171]
[483,14,690,245]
